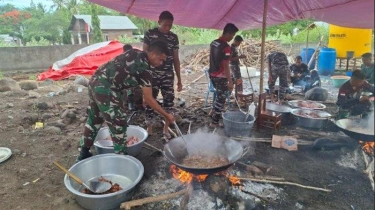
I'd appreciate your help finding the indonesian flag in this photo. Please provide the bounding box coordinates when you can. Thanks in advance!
[85,23,90,33]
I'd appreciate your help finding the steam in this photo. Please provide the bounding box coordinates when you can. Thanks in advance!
[362,110,374,131]
[184,128,227,156]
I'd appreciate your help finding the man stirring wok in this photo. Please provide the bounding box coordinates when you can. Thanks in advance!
[77,41,175,161]
[336,70,374,119]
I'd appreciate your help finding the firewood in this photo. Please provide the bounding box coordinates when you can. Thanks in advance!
[121,186,189,210]
[236,162,264,176]
[180,184,193,210]
[361,150,375,191]
[238,175,285,181]
[251,161,272,174]
[237,177,331,192]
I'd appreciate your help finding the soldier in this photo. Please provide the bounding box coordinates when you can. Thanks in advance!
[77,41,175,161]
[267,51,290,103]
[208,23,239,128]
[229,35,246,99]
[361,52,374,84]
[143,11,182,139]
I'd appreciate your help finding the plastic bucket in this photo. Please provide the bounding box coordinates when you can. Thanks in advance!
[222,111,255,137]
[301,48,315,70]
[318,48,337,76]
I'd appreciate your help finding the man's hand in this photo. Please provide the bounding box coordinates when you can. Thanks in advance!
[228,80,234,92]
[177,81,183,92]
[165,113,175,123]
[360,95,370,102]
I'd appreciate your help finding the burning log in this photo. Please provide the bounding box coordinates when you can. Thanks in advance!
[237,177,332,192]
[120,184,192,210]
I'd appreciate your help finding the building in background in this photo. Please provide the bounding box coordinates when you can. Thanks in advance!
[68,15,138,44]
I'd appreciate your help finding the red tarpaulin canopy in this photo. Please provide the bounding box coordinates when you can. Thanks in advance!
[88,0,374,29]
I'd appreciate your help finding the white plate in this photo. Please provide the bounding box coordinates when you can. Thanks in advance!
[0,147,12,163]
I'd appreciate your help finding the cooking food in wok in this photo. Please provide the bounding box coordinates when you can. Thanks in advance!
[163,133,244,174]
[288,100,326,110]
[182,154,230,168]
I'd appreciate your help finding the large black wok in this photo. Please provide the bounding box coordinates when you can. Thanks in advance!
[335,119,374,142]
[163,134,245,174]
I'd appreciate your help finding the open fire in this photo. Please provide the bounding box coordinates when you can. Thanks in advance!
[359,141,375,155]
[170,165,241,187]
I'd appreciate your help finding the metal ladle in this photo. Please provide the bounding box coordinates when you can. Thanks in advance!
[53,161,112,194]
[173,121,189,156]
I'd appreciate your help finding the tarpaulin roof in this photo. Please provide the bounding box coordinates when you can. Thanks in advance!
[88,0,374,29]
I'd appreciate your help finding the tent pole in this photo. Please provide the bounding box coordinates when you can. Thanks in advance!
[259,0,269,94]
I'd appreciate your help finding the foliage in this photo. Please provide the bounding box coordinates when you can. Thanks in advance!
[0,9,32,44]
[127,15,158,35]
[91,3,103,43]
[0,39,15,47]
[26,37,50,46]
[0,70,3,79]
[118,35,138,44]
[78,0,120,15]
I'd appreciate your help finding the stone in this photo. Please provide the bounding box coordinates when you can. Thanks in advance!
[59,139,71,149]
[38,79,54,87]
[46,120,66,129]
[74,75,89,87]
[79,116,87,123]
[8,116,13,119]
[0,78,21,92]
[42,113,55,120]
[12,149,22,155]
[36,102,49,110]
[37,85,64,95]
[304,87,328,101]
[5,103,14,108]
[60,109,70,119]
[18,80,38,90]
[44,126,62,134]
[28,91,41,98]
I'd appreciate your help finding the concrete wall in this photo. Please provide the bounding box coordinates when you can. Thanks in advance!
[0,44,88,72]
[0,43,210,72]
[0,41,340,73]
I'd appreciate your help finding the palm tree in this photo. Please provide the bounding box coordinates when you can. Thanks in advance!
[50,0,66,11]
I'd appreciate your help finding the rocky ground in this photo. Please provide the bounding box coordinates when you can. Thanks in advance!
[0,70,374,210]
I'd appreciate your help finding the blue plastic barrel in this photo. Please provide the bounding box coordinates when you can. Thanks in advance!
[300,48,315,70]
[318,48,337,76]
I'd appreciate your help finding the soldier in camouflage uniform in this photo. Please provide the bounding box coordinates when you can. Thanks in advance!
[229,35,246,99]
[209,23,239,127]
[143,11,182,139]
[77,41,175,161]
[267,52,290,103]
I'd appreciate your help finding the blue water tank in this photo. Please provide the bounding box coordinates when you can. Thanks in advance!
[318,48,337,76]
[300,48,315,70]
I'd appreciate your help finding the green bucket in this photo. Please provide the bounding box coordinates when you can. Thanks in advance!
[331,76,350,88]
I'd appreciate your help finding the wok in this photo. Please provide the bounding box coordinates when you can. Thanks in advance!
[163,134,245,174]
[335,119,374,142]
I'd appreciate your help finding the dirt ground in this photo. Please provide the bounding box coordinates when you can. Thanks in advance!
[0,70,374,210]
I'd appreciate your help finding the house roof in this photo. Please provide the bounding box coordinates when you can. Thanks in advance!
[69,15,138,31]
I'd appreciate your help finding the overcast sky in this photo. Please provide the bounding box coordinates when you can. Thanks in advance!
[0,0,55,9]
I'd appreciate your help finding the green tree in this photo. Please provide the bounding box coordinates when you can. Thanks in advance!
[91,3,103,43]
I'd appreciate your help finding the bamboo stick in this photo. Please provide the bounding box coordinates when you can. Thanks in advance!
[238,177,331,192]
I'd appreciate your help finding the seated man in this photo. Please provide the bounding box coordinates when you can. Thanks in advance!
[303,69,321,92]
[336,70,374,118]
[361,52,374,85]
[290,55,309,88]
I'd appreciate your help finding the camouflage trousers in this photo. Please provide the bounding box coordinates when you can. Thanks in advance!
[268,65,289,100]
[230,65,243,94]
[80,77,128,154]
[145,70,175,125]
[126,87,143,109]
[210,77,229,124]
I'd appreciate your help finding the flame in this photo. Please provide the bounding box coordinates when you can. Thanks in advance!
[170,165,241,188]
[360,141,375,155]
[170,165,208,184]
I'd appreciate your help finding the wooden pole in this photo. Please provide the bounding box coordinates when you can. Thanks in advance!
[259,0,269,94]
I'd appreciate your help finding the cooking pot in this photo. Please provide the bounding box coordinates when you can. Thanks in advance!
[288,100,326,110]
[266,102,295,125]
[291,109,332,129]
[163,134,246,174]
